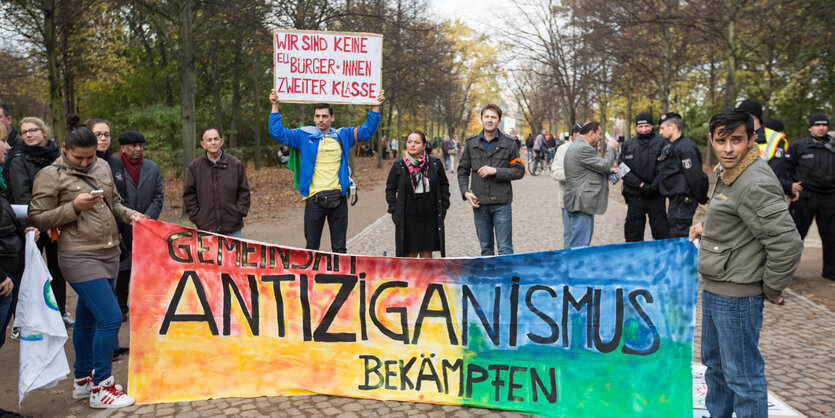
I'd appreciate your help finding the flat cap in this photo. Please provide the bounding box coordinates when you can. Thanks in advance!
[118,130,146,145]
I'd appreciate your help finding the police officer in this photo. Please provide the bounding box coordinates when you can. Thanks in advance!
[785,113,835,280]
[619,112,669,241]
[737,99,792,196]
[657,112,709,238]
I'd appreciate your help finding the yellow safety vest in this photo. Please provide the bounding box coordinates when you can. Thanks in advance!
[758,128,788,161]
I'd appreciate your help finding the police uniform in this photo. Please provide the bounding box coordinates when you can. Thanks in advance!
[785,113,835,279]
[737,100,792,195]
[657,113,708,238]
[619,113,669,241]
[756,126,792,194]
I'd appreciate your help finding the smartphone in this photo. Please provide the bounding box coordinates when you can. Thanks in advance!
[89,190,104,196]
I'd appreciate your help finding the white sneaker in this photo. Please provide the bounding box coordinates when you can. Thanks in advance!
[74,376,123,399]
[89,376,134,408]
[73,376,92,399]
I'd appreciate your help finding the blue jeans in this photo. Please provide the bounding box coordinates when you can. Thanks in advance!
[568,211,594,248]
[473,204,513,256]
[545,148,554,165]
[701,291,767,418]
[224,229,243,238]
[531,150,543,172]
[561,208,572,249]
[70,278,122,384]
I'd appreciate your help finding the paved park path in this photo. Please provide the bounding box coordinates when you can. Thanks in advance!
[18,168,835,417]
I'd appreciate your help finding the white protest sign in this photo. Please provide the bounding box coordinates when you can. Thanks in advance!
[273,30,383,105]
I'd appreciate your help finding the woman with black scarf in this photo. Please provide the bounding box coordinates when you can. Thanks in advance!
[385,130,450,258]
[6,116,69,326]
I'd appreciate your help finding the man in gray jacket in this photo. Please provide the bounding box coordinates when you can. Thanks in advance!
[690,108,802,418]
[458,104,526,255]
[563,121,618,247]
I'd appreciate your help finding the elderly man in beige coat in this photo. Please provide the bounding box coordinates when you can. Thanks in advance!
[551,125,581,248]
[563,121,619,248]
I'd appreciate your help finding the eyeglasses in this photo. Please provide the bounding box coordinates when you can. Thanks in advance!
[94,132,111,139]
[21,128,42,135]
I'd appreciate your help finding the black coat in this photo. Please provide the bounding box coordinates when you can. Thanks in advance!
[0,194,24,280]
[7,139,61,206]
[785,134,835,194]
[385,156,450,257]
[619,132,665,197]
[657,135,709,203]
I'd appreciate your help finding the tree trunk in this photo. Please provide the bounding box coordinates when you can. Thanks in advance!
[229,32,243,149]
[131,16,158,103]
[660,21,672,114]
[396,104,402,154]
[621,74,631,138]
[156,24,175,107]
[599,98,607,135]
[43,1,65,140]
[708,54,717,117]
[251,35,262,171]
[209,42,225,141]
[348,104,355,172]
[179,0,197,217]
[724,18,737,107]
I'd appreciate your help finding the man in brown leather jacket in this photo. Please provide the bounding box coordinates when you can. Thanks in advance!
[183,128,251,237]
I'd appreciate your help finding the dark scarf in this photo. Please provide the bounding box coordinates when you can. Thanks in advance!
[96,149,112,160]
[120,150,143,185]
[637,129,656,140]
[20,139,60,169]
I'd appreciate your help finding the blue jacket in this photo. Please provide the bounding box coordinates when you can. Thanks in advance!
[268,110,379,197]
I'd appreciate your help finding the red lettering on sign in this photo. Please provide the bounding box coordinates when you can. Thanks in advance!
[275,33,299,51]
[333,36,369,53]
[301,35,328,51]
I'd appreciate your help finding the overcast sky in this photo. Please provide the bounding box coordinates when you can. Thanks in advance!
[428,0,517,26]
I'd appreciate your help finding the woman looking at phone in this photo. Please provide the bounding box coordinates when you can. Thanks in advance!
[4,116,71,327]
[29,115,145,409]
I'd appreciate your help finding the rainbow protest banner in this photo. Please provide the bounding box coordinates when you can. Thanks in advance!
[128,219,697,416]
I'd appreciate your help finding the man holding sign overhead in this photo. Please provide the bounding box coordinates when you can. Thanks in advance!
[268,89,384,253]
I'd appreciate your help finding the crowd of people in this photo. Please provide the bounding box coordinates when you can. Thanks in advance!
[0,89,830,417]
[0,107,164,411]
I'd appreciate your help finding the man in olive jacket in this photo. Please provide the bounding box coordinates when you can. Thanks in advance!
[457,104,525,256]
[690,108,802,418]
[563,121,619,248]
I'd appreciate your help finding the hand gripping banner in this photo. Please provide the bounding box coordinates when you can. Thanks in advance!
[128,219,697,417]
